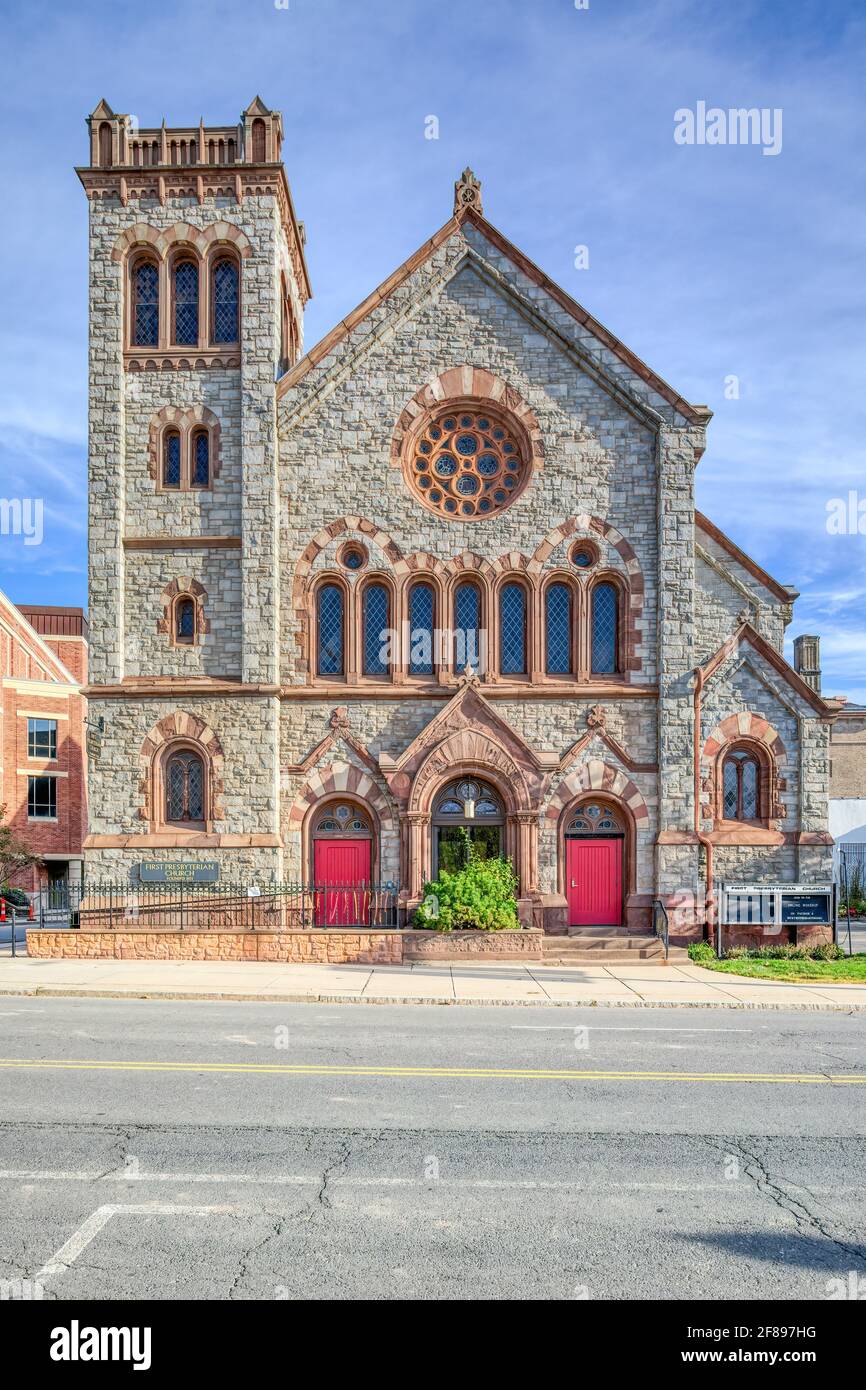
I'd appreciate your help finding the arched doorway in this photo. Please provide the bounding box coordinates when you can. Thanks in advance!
[432,778,505,877]
[563,799,625,927]
[311,798,374,925]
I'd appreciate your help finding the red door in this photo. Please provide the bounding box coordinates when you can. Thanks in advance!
[566,838,622,927]
[314,840,371,926]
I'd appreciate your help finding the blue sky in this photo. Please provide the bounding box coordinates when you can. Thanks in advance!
[0,0,864,695]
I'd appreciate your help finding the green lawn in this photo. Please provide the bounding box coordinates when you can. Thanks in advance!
[695,956,866,983]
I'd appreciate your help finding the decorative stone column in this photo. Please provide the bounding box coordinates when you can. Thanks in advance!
[507,810,539,895]
[406,811,431,899]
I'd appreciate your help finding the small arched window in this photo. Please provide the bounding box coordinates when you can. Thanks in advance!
[98,121,112,168]
[175,597,196,645]
[454,582,481,674]
[317,584,345,678]
[211,258,239,344]
[408,582,435,676]
[363,583,390,677]
[165,749,205,825]
[173,259,199,345]
[545,582,573,675]
[163,430,181,488]
[132,260,159,347]
[251,118,266,162]
[500,583,527,676]
[191,431,210,488]
[591,582,619,674]
[723,749,761,821]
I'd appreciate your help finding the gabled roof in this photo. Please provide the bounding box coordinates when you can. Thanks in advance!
[0,589,80,687]
[278,202,712,427]
[698,620,837,718]
[696,512,796,604]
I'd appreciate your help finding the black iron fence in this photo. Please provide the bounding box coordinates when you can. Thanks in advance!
[30,880,401,932]
[652,899,670,960]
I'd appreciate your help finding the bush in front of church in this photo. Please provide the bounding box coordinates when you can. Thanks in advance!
[414,837,520,932]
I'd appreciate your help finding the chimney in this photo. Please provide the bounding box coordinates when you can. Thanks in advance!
[793,635,821,692]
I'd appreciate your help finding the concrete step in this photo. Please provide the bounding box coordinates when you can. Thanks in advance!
[542,931,688,965]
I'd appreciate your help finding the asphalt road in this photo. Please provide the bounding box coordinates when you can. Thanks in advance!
[0,997,864,1301]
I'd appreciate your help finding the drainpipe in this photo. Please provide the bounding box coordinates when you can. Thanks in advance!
[693,665,715,942]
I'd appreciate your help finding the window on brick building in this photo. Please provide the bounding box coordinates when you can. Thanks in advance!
[163,430,182,488]
[500,582,527,676]
[211,257,239,344]
[28,718,57,760]
[723,749,761,822]
[362,583,390,677]
[317,584,345,677]
[591,581,620,675]
[132,259,159,347]
[28,775,57,819]
[175,598,196,644]
[545,582,573,675]
[191,430,210,487]
[408,582,435,676]
[173,259,199,346]
[165,750,204,825]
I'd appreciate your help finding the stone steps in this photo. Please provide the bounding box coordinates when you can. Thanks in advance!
[542,930,686,964]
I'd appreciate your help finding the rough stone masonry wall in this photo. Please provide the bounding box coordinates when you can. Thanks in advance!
[124,547,243,679]
[277,231,661,687]
[85,695,282,879]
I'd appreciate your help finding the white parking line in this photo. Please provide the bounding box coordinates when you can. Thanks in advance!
[36,1203,232,1282]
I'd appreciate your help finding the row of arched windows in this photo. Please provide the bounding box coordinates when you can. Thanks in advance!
[130,251,240,350]
[312,574,624,681]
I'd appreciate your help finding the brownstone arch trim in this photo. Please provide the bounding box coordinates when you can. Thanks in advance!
[702,713,788,766]
[390,366,546,474]
[545,761,650,825]
[111,221,253,264]
[291,517,406,659]
[147,405,222,482]
[408,730,534,816]
[701,714,789,827]
[137,712,226,828]
[156,577,210,643]
[530,516,645,673]
[286,763,398,834]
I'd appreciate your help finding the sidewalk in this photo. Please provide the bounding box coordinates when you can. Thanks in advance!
[1,952,864,1010]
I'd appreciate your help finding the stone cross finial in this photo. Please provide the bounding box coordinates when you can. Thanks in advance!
[329,707,350,731]
[587,704,607,731]
[454,168,483,216]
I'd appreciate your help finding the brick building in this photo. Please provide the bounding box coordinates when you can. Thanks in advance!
[0,594,88,890]
[79,98,839,941]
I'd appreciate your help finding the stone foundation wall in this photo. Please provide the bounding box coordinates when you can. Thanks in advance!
[26,928,543,964]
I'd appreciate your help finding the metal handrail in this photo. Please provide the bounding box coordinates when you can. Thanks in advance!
[652,898,670,961]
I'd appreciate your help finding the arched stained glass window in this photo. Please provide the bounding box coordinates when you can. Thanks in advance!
[132,261,159,347]
[591,583,619,674]
[317,584,344,677]
[409,582,435,676]
[192,431,209,487]
[163,431,181,488]
[723,749,761,821]
[363,583,390,677]
[173,260,199,345]
[500,583,527,676]
[175,597,196,644]
[165,750,204,824]
[212,258,239,344]
[545,582,572,675]
[454,582,481,674]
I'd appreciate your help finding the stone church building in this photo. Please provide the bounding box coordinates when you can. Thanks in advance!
[79,98,838,941]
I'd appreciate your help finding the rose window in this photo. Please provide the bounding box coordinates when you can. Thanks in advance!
[408,409,528,519]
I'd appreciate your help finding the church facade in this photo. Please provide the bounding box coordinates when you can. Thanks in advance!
[79,98,838,941]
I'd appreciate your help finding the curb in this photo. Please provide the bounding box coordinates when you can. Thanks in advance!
[0,984,865,1012]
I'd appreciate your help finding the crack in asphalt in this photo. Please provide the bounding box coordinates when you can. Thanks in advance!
[713,1137,866,1267]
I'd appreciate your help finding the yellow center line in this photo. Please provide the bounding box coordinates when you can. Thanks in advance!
[0,1058,862,1084]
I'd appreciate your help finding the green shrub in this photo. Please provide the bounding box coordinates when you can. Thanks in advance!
[688,941,717,962]
[413,833,520,932]
[724,945,749,959]
[1,886,28,908]
[812,942,844,961]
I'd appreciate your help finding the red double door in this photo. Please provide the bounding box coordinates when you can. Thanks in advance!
[566,838,623,927]
[313,840,371,926]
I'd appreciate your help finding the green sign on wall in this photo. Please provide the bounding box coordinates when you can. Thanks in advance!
[138,861,220,884]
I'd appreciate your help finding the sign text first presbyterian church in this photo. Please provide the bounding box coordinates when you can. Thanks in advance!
[79,98,837,944]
